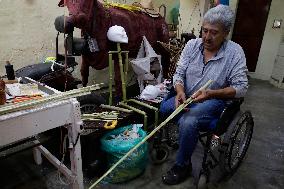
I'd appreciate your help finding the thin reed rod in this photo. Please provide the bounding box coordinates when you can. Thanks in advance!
[88,80,213,189]
[0,85,101,115]
[108,53,113,105]
[119,102,148,130]
[117,43,127,101]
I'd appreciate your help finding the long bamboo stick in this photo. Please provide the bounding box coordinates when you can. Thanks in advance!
[124,52,129,83]
[108,53,113,105]
[117,43,127,102]
[0,84,102,115]
[88,80,213,189]
[127,99,159,127]
[119,102,148,130]
[100,104,133,113]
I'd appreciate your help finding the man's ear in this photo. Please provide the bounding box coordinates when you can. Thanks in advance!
[224,30,230,39]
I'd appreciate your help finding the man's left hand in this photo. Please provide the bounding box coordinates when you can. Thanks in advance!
[191,89,211,102]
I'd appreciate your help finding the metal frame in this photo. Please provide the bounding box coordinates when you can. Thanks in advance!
[0,98,84,189]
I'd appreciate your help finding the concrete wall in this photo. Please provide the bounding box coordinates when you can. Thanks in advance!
[178,0,205,37]
[0,0,179,86]
[1,0,283,83]
[0,0,63,76]
[252,0,284,80]
[178,0,284,83]
[228,0,239,38]
[178,0,238,38]
[112,0,180,25]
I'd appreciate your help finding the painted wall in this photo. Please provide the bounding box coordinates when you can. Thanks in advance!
[179,0,284,82]
[178,0,205,37]
[227,0,284,81]
[0,0,179,86]
[228,0,239,38]
[1,0,283,83]
[0,0,63,76]
[252,0,284,80]
[178,0,237,38]
[110,0,180,24]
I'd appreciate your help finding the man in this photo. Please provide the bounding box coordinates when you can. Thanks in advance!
[161,5,248,185]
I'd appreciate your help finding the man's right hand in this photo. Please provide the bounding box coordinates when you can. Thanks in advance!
[175,92,186,109]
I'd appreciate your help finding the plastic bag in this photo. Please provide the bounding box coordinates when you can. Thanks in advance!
[131,36,163,92]
[100,125,148,183]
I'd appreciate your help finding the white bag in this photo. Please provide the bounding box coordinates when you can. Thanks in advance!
[130,36,162,92]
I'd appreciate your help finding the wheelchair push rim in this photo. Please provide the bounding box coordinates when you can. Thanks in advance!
[220,111,254,173]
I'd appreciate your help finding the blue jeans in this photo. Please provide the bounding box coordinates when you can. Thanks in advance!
[160,96,225,166]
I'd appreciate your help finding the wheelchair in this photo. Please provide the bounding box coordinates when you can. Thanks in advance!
[151,98,254,188]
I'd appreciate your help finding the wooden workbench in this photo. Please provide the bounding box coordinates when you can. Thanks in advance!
[0,98,84,189]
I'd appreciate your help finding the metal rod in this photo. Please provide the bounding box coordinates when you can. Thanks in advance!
[128,99,158,111]
[119,102,148,130]
[127,99,159,127]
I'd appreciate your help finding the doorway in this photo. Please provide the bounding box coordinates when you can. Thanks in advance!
[232,0,272,72]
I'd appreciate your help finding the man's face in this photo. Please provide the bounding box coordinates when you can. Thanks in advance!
[202,22,228,52]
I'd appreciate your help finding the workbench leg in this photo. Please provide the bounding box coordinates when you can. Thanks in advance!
[69,137,83,189]
[69,99,84,189]
[33,147,42,165]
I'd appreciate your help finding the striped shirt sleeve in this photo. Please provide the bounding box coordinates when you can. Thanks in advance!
[173,41,194,88]
[228,48,248,98]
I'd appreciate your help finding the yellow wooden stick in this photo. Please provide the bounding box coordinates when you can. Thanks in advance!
[88,80,213,189]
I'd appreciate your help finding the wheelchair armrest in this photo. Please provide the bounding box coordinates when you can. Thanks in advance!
[224,97,244,108]
[214,98,244,136]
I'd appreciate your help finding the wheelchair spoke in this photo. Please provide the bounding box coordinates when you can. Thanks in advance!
[229,112,254,169]
[219,111,254,174]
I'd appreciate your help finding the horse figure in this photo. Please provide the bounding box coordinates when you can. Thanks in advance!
[57,0,169,98]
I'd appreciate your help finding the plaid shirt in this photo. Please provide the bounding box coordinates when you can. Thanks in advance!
[173,38,248,98]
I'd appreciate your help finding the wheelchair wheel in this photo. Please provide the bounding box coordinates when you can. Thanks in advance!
[150,143,170,164]
[78,93,106,113]
[165,122,179,149]
[219,111,254,174]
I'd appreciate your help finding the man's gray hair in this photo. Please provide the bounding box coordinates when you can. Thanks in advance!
[203,5,234,32]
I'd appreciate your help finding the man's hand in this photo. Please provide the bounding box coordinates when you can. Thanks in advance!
[175,92,186,108]
[191,89,211,102]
